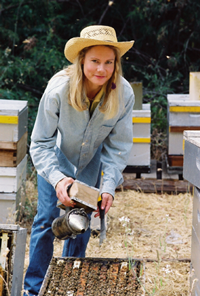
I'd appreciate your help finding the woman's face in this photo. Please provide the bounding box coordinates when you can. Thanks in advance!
[82,45,115,91]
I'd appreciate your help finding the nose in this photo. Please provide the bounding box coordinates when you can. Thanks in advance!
[97,63,105,72]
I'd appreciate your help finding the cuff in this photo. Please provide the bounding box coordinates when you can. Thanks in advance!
[48,170,67,189]
[100,180,116,199]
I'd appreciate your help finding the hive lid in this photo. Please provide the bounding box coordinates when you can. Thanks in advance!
[167,94,200,106]
[184,130,200,148]
[0,99,28,116]
[132,103,151,117]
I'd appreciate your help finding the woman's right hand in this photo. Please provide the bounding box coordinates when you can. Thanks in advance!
[55,177,75,207]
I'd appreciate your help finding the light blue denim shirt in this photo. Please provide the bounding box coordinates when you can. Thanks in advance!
[30,70,134,197]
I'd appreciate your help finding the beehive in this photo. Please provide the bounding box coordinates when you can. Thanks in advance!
[39,257,143,296]
[167,94,200,168]
[0,99,28,143]
[127,104,151,169]
[0,154,27,193]
[183,131,200,295]
[0,224,27,296]
[0,99,28,224]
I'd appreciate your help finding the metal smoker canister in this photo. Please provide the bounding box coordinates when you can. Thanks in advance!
[52,208,89,240]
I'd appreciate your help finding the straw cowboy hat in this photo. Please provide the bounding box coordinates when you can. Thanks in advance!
[64,25,134,63]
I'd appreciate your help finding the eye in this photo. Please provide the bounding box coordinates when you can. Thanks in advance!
[92,59,98,63]
[106,61,113,64]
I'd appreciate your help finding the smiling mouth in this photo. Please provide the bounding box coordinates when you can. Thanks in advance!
[95,75,105,79]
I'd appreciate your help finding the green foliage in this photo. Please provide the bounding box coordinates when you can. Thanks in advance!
[0,0,200,143]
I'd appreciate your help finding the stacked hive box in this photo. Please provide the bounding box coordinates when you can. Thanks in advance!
[0,99,28,223]
[167,94,200,174]
[167,72,200,175]
[126,104,151,174]
[183,130,200,296]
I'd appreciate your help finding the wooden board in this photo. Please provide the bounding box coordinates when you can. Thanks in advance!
[0,132,27,167]
[169,126,200,133]
[168,155,183,167]
[68,180,99,208]
[117,178,192,194]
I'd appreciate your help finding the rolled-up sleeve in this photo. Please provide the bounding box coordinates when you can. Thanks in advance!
[100,90,134,197]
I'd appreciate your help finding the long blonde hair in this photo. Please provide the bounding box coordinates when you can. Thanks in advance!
[64,45,123,119]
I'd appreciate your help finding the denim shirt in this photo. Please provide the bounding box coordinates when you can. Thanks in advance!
[30,70,134,197]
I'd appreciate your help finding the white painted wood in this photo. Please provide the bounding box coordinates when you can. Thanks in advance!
[128,104,151,166]
[133,123,150,138]
[168,132,184,154]
[0,123,18,143]
[183,131,200,148]
[0,99,27,115]
[167,94,189,102]
[0,100,28,142]
[0,193,18,223]
[128,143,150,166]
[168,112,200,127]
[167,94,200,106]
[0,154,27,192]
[189,72,200,101]
[191,227,200,287]
[132,103,151,117]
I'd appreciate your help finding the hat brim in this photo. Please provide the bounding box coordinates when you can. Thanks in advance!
[64,37,134,63]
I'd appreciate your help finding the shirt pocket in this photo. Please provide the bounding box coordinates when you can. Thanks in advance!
[94,125,114,148]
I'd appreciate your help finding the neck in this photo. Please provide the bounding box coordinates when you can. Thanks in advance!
[84,81,102,100]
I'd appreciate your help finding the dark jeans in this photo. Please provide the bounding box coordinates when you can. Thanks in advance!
[23,175,91,296]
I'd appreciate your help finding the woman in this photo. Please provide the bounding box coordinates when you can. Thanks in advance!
[24,25,135,295]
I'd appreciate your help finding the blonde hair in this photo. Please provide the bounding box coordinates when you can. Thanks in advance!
[64,45,123,119]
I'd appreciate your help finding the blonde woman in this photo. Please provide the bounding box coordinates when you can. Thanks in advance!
[24,25,134,295]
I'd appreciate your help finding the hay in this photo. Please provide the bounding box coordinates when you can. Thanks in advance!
[85,190,193,295]
[24,187,193,295]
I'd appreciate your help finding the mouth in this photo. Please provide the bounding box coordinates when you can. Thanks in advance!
[95,75,106,79]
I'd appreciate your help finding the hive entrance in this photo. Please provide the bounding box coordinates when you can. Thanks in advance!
[39,257,143,296]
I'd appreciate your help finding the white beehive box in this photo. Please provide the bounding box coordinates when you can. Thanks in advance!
[183,131,200,295]
[0,190,23,224]
[167,94,200,155]
[0,99,28,142]
[183,130,200,187]
[0,154,27,193]
[0,225,27,296]
[128,104,151,166]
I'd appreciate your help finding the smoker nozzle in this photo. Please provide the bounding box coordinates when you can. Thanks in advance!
[52,208,89,240]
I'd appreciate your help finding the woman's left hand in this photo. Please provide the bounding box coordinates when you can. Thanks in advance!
[94,192,113,218]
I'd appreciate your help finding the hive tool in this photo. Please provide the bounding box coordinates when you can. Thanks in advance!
[98,196,106,245]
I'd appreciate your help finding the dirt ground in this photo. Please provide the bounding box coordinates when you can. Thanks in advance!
[23,179,193,295]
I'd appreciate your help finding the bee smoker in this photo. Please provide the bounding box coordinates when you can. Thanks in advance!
[51,180,100,240]
[52,207,90,240]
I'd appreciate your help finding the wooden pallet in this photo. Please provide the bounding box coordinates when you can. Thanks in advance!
[118,178,193,194]
[0,132,27,167]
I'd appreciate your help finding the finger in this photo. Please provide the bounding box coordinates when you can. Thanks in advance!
[101,196,107,210]
[94,212,100,218]
[94,209,100,218]
[105,200,112,214]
